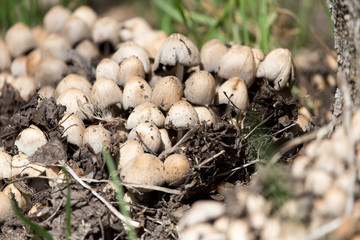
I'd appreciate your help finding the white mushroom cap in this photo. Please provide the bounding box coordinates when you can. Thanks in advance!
[56,88,93,120]
[122,76,152,110]
[165,100,199,130]
[59,113,85,147]
[118,139,144,170]
[112,41,150,73]
[26,48,42,76]
[126,102,165,129]
[119,17,153,41]
[35,56,68,86]
[153,33,200,81]
[38,85,55,99]
[43,5,71,33]
[200,39,228,73]
[0,37,11,71]
[92,16,120,47]
[215,77,249,112]
[218,44,256,87]
[252,48,265,69]
[15,125,47,157]
[153,33,200,70]
[256,48,293,91]
[10,56,27,77]
[0,72,15,96]
[54,74,92,99]
[184,70,216,106]
[117,56,145,86]
[95,58,119,82]
[0,192,15,224]
[74,39,100,62]
[5,22,36,57]
[82,124,111,154]
[0,150,12,180]
[128,122,162,153]
[159,128,172,151]
[73,5,98,29]
[164,154,191,186]
[133,30,168,59]
[41,33,71,62]
[11,152,46,178]
[3,184,30,210]
[91,77,123,110]
[120,153,165,189]
[151,76,183,111]
[9,75,37,101]
[61,15,91,46]
[31,26,50,47]
[194,106,217,126]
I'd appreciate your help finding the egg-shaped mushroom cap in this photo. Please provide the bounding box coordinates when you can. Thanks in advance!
[165,100,199,130]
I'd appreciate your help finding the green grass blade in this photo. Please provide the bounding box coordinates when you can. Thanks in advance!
[12,201,54,240]
[62,166,72,239]
[103,145,137,240]
[239,0,250,45]
[154,0,183,23]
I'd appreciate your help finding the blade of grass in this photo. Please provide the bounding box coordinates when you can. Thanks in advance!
[62,166,72,239]
[239,0,250,45]
[103,145,137,240]
[12,201,54,240]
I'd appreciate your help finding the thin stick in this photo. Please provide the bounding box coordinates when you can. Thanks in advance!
[122,183,183,195]
[64,164,140,228]
[197,150,226,167]
[309,218,342,240]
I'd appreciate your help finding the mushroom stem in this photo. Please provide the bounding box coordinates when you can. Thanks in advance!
[176,130,184,143]
[175,63,184,82]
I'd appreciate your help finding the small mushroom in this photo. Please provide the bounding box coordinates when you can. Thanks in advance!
[56,88,93,120]
[61,15,91,46]
[151,76,183,111]
[54,74,92,99]
[215,77,249,113]
[41,33,71,62]
[0,192,15,224]
[153,33,200,81]
[117,56,145,86]
[5,22,36,57]
[184,70,216,106]
[15,125,47,157]
[111,41,150,74]
[163,154,191,186]
[0,150,12,180]
[118,139,144,170]
[252,48,265,69]
[128,122,162,154]
[218,44,256,87]
[194,106,217,126]
[38,85,55,99]
[26,48,42,76]
[9,75,37,101]
[59,113,85,148]
[126,102,165,130]
[73,5,98,29]
[200,39,228,73]
[0,37,11,71]
[43,5,71,33]
[122,76,152,110]
[11,152,46,178]
[119,17,153,41]
[92,16,120,48]
[3,184,30,210]
[91,77,122,111]
[35,56,68,86]
[10,56,27,77]
[256,48,294,91]
[31,26,50,46]
[82,124,111,154]
[120,153,165,190]
[74,39,100,62]
[95,58,119,83]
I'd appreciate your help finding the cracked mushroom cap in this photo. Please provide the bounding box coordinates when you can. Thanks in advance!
[200,39,228,73]
[165,100,199,131]
[91,77,123,110]
[151,76,183,111]
[122,76,152,110]
[55,74,92,99]
[120,153,165,190]
[43,5,71,33]
[127,122,162,153]
[218,44,256,87]
[153,33,200,72]
[111,41,150,73]
[215,77,249,112]
[184,70,216,106]
[5,22,36,57]
[126,102,165,129]
[92,16,120,47]
[164,154,191,186]
[256,48,293,91]
[15,125,47,157]
[82,124,111,154]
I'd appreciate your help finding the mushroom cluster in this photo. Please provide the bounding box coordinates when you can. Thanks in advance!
[0,4,297,237]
